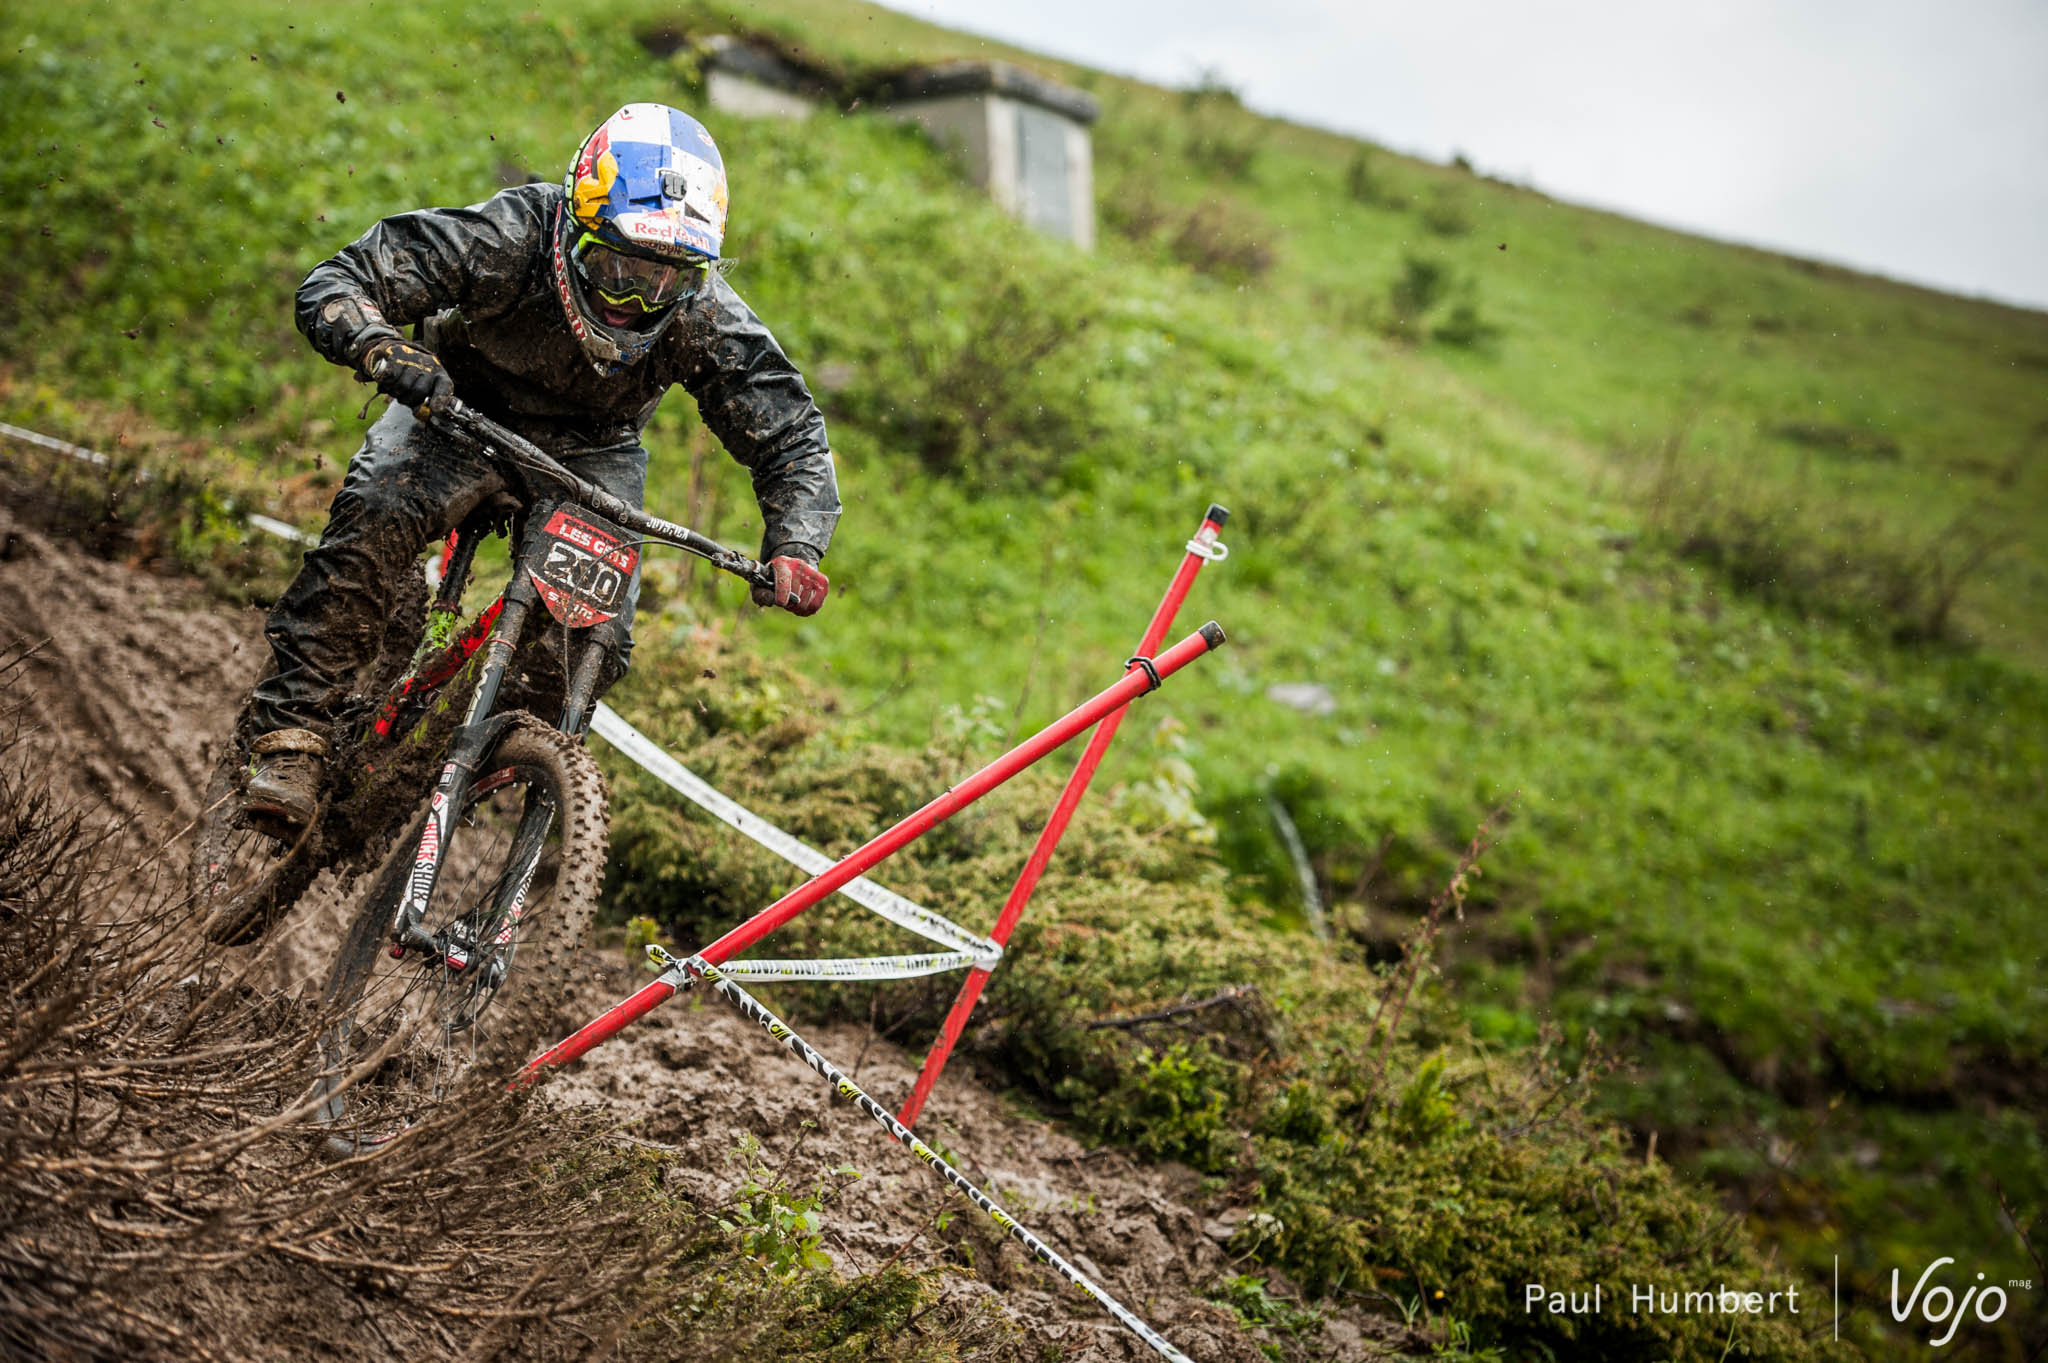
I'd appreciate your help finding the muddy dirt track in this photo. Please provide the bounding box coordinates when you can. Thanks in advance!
[0,502,1406,1362]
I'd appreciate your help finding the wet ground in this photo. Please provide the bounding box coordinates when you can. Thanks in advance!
[0,502,1399,1361]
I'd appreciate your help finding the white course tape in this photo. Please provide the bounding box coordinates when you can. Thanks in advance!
[719,950,982,982]
[247,512,316,545]
[682,953,1198,1363]
[591,703,1003,968]
[0,419,111,466]
[0,421,315,543]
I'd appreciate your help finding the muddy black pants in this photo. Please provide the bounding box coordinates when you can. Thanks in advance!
[252,405,645,739]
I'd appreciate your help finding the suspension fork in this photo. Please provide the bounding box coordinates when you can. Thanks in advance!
[387,569,539,953]
[388,509,619,963]
[558,616,625,737]
[422,519,483,639]
[436,521,481,605]
[438,583,622,968]
[441,610,623,965]
[453,620,621,966]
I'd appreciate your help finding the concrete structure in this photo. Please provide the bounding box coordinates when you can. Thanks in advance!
[688,39,1100,250]
[880,62,1100,250]
[699,35,825,121]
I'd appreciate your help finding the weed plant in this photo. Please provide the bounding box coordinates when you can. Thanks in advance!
[0,405,299,600]
[1620,426,2016,641]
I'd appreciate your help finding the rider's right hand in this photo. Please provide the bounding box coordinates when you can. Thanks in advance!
[358,337,455,419]
[752,554,829,617]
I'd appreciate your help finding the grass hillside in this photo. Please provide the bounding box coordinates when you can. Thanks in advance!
[4,0,2044,1356]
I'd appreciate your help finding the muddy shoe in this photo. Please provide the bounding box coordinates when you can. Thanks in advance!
[241,728,330,839]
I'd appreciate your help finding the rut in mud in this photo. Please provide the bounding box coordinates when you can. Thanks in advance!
[0,501,1411,1362]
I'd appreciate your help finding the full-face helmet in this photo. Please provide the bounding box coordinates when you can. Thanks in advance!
[554,103,728,371]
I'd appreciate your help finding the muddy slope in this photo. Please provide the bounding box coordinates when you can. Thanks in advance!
[0,504,269,834]
[0,505,1402,1362]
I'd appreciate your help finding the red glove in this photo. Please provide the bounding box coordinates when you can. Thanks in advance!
[752,555,829,616]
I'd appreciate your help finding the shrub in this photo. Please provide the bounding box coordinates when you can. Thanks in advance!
[1067,1041,1240,1171]
[1383,254,1452,341]
[1624,429,2017,641]
[1181,68,1263,181]
[1420,186,1474,237]
[1172,201,1278,280]
[1344,149,1406,210]
[835,273,1093,483]
[1433,300,1502,350]
[1378,254,1500,349]
[1099,177,1178,241]
[1102,179,1278,281]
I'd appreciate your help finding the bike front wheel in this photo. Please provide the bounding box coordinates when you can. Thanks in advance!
[314,716,609,1151]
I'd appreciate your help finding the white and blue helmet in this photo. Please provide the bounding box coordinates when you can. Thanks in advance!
[554,104,730,371]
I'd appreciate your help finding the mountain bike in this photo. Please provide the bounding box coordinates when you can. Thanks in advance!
[188,399,771,1148]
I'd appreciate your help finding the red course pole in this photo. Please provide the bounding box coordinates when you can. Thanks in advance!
[897,504,1229,1127]
[522,619,1228,1081]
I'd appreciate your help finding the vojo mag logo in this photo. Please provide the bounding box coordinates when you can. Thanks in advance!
[1891,1256,2024,1348]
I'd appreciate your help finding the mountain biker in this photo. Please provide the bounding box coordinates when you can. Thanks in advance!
[241,103,839,836]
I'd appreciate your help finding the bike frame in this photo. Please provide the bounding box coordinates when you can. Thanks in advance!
[367,400,770,974]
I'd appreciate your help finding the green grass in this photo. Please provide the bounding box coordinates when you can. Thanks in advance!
[3,0,2045,1355]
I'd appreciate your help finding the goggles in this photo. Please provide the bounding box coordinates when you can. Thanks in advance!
[571,232,710,312]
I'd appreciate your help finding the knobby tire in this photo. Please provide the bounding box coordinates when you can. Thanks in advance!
[313,717,608,1152]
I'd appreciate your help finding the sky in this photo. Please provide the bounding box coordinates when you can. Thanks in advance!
[871,0,2048,311]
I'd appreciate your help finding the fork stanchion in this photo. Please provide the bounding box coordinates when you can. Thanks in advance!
[520,620,1227,1082]
[897,505,1227,1128]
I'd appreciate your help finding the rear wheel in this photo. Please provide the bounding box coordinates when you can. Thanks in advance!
[313,717,608,1152]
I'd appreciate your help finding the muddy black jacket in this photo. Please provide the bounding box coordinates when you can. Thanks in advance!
[295,182,839,559]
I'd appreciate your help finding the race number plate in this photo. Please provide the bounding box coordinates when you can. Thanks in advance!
[530,510,638,628]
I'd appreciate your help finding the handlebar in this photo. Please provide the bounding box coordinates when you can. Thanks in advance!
[431,399,773,590]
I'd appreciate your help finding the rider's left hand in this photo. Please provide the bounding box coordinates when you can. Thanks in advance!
[752,551,828,616]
